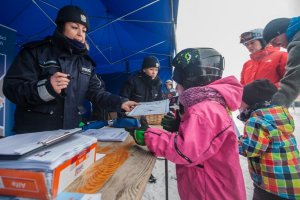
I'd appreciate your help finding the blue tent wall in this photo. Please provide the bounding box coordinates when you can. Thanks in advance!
[0,0,178,129]
[100,67,172,95]
[0,0,178,90]
[0,25,16,136]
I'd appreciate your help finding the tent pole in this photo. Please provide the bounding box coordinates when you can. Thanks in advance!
[88,0,160,35]
[110,40,166,65]
[170,0,178,54]
[118,19,172,24]
[164,1,177,199]
[31,0,56,25]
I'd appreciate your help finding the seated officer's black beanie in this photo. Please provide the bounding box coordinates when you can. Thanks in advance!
[142,56,160,69]
[242,79,277,107]
[55,5,90,31]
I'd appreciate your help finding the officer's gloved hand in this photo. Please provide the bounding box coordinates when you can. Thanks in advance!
[125,116,149,145]
[161,110,181,132]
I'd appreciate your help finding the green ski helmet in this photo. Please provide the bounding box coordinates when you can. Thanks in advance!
[172,47,224,89]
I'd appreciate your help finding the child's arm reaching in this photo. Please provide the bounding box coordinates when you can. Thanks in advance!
[145,109,233,166]
[239,118,270,157]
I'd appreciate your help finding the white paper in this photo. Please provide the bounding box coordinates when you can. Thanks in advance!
[81,127,129,142]
[127,99,169,116]
[0,128,81,156]
[96,153,105,161]
[0,134,97,170]
[56,192,101,200]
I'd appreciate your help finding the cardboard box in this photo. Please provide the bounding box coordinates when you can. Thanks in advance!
[0,142,97,199]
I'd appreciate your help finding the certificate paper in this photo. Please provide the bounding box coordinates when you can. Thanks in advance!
[128,99,169,116]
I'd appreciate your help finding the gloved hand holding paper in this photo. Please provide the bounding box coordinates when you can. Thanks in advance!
[161,110,181,132]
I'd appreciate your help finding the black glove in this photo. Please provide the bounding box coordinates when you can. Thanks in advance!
[161,110,180,132]
[125,116,149,145]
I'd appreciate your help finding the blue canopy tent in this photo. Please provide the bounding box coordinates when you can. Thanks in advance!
[0,2,178,191]
[0,0,178,94]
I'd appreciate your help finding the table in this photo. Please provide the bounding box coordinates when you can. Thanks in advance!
[65,135,156,200]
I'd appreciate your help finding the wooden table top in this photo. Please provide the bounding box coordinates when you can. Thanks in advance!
[65,135,156,200]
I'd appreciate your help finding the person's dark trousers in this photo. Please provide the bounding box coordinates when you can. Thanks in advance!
[253,184,287,200]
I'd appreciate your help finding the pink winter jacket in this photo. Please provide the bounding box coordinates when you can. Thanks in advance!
[145,76,246,200]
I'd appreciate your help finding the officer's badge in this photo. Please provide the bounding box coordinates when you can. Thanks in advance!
[81,14,87,23]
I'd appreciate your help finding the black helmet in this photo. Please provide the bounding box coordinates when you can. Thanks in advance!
[55,5,89,30]
[263,18,290,44]
[172,48,224,89]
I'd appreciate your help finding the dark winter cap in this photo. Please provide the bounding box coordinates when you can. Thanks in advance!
[242,79,277,107]
[55,5,89,30]
[142,56,160,69]
[263,18,290,44]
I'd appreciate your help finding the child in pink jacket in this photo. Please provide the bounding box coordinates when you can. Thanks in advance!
[129,48,246,200]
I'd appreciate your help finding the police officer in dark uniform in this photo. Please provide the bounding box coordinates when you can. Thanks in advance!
[3,5,137,134]
[120,56,164,102]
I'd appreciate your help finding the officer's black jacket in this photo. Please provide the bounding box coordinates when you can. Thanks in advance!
[3,30,127,133]
[120,72,163,102]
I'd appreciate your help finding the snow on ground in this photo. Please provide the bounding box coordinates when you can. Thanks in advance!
[143,107,300,200]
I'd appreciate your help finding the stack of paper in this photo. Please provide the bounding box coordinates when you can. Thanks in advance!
[0,129,97,170]
[81,127,129,142]
[0,129,98,199]
[0,128,81,158]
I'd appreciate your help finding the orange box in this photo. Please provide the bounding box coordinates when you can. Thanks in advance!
[0,142,97,199]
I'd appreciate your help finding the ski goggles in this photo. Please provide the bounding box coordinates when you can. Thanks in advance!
[240,32,262,44]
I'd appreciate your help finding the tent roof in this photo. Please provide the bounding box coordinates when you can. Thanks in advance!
[0,0,178,74]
